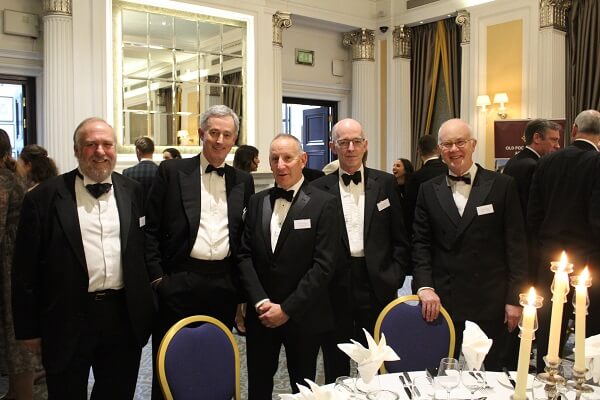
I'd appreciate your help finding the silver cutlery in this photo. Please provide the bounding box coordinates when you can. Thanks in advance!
[398,375,413,399]
[402,372,420,396]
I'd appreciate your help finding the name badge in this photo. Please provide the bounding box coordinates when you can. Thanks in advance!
[476,204,494,216]
[377,198,391,211]
[139,216,146,227]
[294,219,311,230]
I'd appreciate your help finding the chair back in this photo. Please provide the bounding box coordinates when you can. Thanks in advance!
[374,295,455,373]
[157,315,241,400]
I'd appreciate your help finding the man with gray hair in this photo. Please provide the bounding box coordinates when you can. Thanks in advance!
[529,109,600,371]
[12,117,155,398]
[145,105,254,399]
[412,118,527,370]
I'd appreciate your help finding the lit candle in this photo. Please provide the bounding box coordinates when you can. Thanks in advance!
[514,287,542,400]
[574,267,591,371]
[547,251,571,363]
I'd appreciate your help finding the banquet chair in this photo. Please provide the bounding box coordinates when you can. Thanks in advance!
[374,295,455,373]
[157,315,241,400]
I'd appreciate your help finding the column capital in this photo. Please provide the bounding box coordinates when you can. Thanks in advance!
[392,25,411,59]
[455,10,471,44]
[43,0,72,16]
[272,11,292,47]
[343,28,375,61]
[539,0,571,31]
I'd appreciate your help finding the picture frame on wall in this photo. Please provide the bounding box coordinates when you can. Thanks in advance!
[295,49,314,66]
[0,97,14,122]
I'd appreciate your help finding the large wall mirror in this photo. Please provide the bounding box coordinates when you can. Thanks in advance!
[113,1,246,148]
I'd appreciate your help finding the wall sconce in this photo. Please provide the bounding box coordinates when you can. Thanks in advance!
[476,95,491,112]
[493,92,509,119]
[177,129,188,145]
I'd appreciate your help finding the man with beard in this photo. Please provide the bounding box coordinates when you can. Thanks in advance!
[12,117,155,399]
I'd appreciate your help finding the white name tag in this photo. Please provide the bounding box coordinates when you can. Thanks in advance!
[476,204,494,216]
[139,216,146,227]
[294,219,311,230]
[377,198,391,211]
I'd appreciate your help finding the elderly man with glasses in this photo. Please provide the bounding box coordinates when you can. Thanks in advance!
[411,118,528,371]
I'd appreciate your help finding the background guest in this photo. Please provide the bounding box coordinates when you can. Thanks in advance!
[123,136,158,199]
[392,158,414,199]
[16,144,59,190]
[162,147,182,160]
[0,129,35,400]
[233,144,260,172]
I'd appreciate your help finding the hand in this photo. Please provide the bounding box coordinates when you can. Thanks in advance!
[235,303,247,333]
[505,304,522,332]
[258,303,289,328]
[418,289,441,322]
[21,338,41,354]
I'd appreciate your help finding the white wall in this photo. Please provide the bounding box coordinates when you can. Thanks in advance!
[0,1,43,53]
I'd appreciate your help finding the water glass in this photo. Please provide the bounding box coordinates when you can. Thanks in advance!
[437,358,461,400]
[412,376,434,400]
[460,364,486,400]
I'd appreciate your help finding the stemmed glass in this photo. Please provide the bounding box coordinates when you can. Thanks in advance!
[436,358,461,400]
[460,363,486,400]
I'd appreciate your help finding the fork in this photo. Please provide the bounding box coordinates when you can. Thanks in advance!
[402,372,421,396]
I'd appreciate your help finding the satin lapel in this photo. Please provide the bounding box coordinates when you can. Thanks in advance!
[433,178,461,226]
[363,168,377,237]
[112,174,132,252]
[225,166,243,235]
[55,170,87,270]
[274,187,309,256]
[261,194,273,255]
[455,168,494,238]
[224,164,235,198]
[179,165,201,246]
[325,175,350,252]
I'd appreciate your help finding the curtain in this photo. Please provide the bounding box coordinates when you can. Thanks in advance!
[224,72,243,143]
[566,0,600,139]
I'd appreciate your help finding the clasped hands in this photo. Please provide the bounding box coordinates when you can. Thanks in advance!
[257,300,289,328]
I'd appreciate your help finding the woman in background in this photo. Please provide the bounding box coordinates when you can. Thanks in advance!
[17,144,59,190]
[162,147,182,160]
[0,130,35,400]
[233,144,259,172]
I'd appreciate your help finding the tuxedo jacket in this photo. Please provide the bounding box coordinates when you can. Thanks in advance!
[503,147,539,216]
[405,157,448,234]
[237,183,341,334]
[123,159,158,199]
[412,165,528,322]
[144,155,254,281]
[11,170,155,373]
[310,168,409,305]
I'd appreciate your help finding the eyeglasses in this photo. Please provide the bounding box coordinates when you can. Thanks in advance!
[439,139,471,150]
[335,138,365,148]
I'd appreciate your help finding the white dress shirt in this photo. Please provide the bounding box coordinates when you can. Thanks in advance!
[339,166,365,257]
[447,162,478,217]
[190,153,230,260]
[270,177,304,252]
[76,171,123,292]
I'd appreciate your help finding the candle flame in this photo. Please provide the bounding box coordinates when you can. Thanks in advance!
[559,251,568,270]
[527,287,536,305]
[580,267,590,285]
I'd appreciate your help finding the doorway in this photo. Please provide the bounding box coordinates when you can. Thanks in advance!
[282,97,337,171]
[0,74,36,158]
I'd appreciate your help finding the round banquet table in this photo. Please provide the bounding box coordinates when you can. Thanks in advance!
[320,371,600,400]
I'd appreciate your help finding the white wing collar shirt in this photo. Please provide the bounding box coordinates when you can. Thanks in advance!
[75,170,123,292]
[339,165,365,257]
[190,152,230,260]
[447,162,478,217]
[270,176,305,252]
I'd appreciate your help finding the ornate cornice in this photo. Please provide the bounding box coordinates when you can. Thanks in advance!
[43,0,72,16]
[539,0,571,31]
[342,28,375,62]
[272,11,292,47]
[455,10,471,44]
[392,25,411,59]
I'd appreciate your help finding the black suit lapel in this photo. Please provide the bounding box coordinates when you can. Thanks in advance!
[178,163,201,246]
[261,194,273,255]
[325,172,350,252]
[55,170,87,270]
[274,186,310,255]
[363,168,378,237]
[433,178,461,226]
[112,174,132,251]
[456,166,494,238]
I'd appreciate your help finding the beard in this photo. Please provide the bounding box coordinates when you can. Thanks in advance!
[78,157,115,182]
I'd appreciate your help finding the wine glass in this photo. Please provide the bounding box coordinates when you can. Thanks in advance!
[460,363,486,400]
[436,358,461,400]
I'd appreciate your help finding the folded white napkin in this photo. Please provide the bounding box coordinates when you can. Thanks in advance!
[278,379,347,400]
[337,328,400,383]
[461,321,493,371]
[579,334,600,383]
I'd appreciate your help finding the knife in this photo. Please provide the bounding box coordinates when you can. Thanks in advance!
[503,367,516,388]
[398,375,413,399]
[402,372,420,396]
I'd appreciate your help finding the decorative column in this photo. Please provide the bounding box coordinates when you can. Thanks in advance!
[43,0,75,172]
[272,12,292,134]
[456,10,471,121]
[537,0,570,119]
[390,25,412,161]
[343,28,377,167]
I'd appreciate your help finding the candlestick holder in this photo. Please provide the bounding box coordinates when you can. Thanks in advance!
[567,366,594,395]
[536,356,566,400]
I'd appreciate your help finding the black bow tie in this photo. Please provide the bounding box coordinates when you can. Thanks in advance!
[447,173,471,185]
[341,171,362,186]
[86,183,112,198]
[271,187,294,202]
[206,164,225,176]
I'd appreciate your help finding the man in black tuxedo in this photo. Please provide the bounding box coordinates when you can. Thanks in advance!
[405,134,448,235]
[528,109,600,371]
[12,117,155,399]
[145,105,254,399]
[310,118,409,382]
[412,118,528,370]
[123,136,158,199]
[237,134,341,398]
